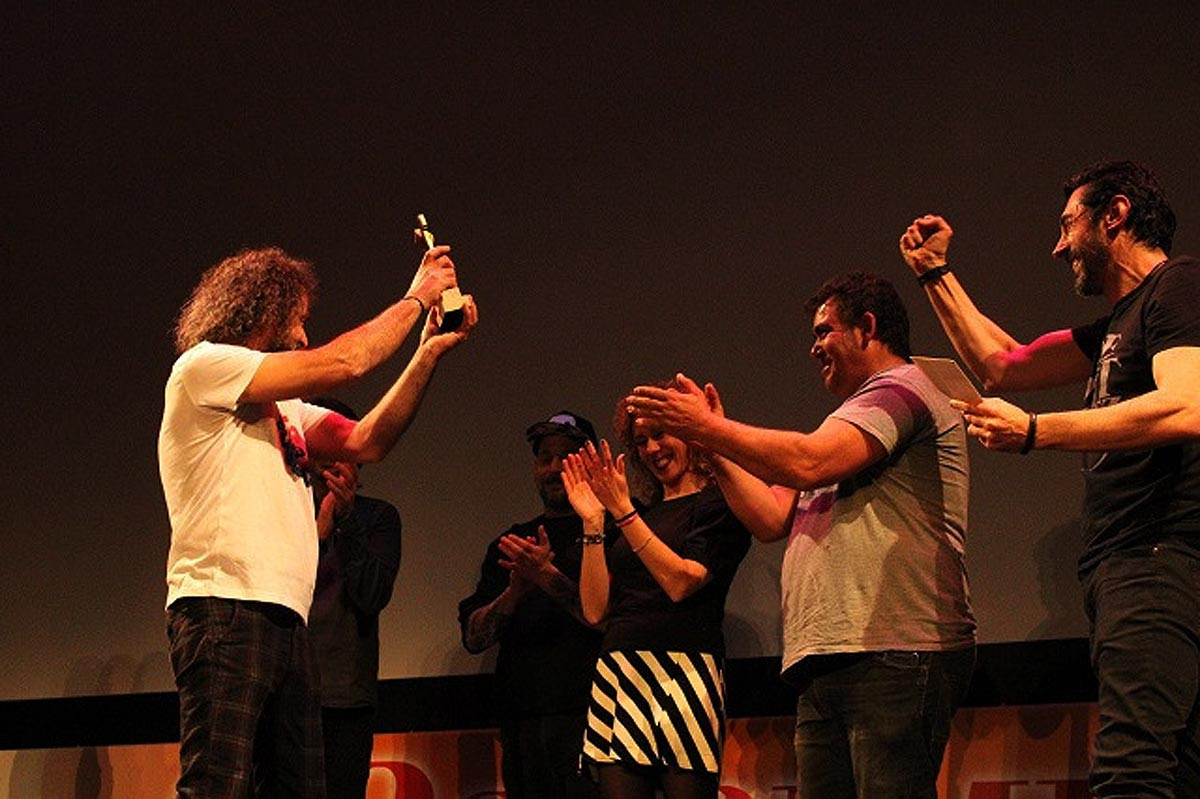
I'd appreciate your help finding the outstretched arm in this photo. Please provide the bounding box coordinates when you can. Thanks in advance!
[625,373,885,491]
[707,455,797,543]
[561,453,611,625]
[242,246,458,402]
[899,215,1091,392]
[568,441,713,602]
[957,346,1200,452]
[307,297,478,463]
[686,379,796,542]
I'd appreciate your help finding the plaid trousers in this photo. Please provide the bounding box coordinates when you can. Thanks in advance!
[167,597,326,798]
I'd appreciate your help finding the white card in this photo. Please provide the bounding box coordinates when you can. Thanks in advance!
[912,356,983,405]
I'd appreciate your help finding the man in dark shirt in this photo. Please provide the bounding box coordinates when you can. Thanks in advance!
[308,397,402,799]
[458,411,604,799]
[900,161,1200,798]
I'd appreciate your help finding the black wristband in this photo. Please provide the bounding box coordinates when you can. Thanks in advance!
[402,294,427,314]
[1019,411,1038,455]
[917,264,951,287]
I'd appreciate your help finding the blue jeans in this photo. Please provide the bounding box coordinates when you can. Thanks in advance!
[167,597,325,799]
[1084,539,1200,798]
[792,647,974,799]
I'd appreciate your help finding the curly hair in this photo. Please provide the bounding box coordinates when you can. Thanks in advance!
[612,376,714,506]
[1063,160,1176,254]
[173,247,317,354]
[802,271,912,359]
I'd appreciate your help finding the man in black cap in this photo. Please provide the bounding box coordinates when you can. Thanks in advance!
[305,397,403,799]
[458,411,605,799]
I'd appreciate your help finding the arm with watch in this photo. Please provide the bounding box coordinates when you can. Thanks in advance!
[899,213,1095,454]
[898,213,1200,455]
[561,441,712,625]
[899,214,1092,394]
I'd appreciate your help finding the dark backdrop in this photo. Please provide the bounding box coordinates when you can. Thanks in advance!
[4,3,1198,702]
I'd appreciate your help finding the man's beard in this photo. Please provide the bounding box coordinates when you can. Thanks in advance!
[1071,239,1109,297]
[267,331,300,352]
[539,482,571,514]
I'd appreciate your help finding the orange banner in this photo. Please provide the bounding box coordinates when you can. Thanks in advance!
[0,704,1098,798]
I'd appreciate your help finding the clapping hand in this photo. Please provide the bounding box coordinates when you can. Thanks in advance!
[498,525,555,588]
[571,441,633,517]
[562,448,607,528]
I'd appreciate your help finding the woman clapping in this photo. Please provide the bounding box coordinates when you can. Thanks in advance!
[562,390,751,799]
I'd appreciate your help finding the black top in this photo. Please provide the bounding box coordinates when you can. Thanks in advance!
[602,484,751,658]
[1071,256,1200,574]
[457,514,604,718]
[309,494,403,709]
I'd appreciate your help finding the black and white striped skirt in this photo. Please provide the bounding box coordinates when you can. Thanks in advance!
[582,650,726,774]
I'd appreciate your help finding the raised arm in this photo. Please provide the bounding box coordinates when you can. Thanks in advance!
[708,454,797,543]
[569,441,713,603]
[240,246,458,403]
[899,215,1091,392]
[688,379,796,542]
[561,452,611,625]
[626,374,886,491]
[306,297,478,463]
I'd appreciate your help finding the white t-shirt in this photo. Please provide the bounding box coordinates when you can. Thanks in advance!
[159,341,331,620]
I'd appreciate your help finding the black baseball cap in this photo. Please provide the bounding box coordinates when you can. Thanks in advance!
[525,410,597,453]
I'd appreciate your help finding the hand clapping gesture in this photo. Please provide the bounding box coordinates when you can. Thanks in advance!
[561,447,607,529]
[572,441,635,517]
[315,461,357,540]
[498,525,555,588]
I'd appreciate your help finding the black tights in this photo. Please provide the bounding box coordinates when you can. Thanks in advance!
[597,763,720,799]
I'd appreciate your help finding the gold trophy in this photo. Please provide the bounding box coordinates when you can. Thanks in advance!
[413,213,465,332]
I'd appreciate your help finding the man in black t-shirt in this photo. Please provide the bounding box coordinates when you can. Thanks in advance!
[900,161,1200,798]
[306,397,403,799]
[457,412,604,799]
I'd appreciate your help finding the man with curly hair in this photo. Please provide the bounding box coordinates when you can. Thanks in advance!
[159,244,477,798]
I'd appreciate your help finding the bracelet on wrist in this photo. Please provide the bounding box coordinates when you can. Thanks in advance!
[402,294,428,315]
[613,509,638,527]
[579,532,605,546]
[916,263,951,287]
[1019,411,1038,455]
[631,534,653,554]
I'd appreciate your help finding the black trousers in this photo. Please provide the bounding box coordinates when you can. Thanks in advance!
[1085,540,1200,798]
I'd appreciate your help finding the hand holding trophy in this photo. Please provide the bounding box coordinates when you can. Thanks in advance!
[414,213,465,332]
